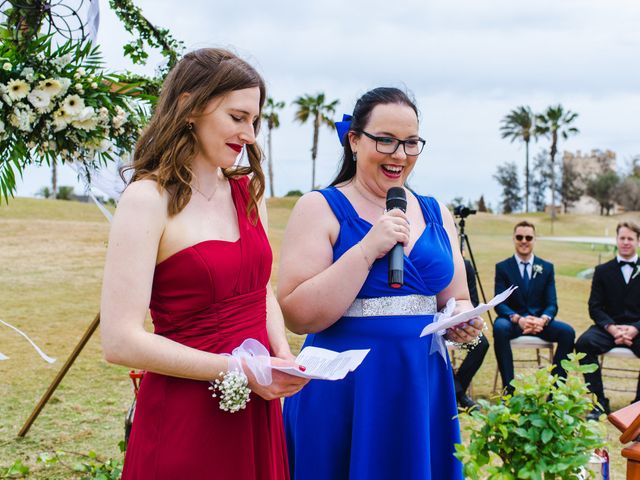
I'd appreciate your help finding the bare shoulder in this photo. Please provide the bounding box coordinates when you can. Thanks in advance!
[291,191,333,218]
[285,191,338,239]
[436,199,455,228]
[117,179,168,216]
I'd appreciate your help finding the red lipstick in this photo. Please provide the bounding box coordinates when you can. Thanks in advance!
[227,143,243,153]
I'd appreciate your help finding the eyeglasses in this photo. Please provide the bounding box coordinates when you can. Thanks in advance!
[515,235,534,242]
[359,131,426,156]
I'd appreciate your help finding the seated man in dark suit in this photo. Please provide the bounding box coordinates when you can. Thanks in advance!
[576,221,640,419]
[493,221,575,395]
[452,255,490,409]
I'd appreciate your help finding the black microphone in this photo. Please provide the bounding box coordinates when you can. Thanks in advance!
[386,187,407,289]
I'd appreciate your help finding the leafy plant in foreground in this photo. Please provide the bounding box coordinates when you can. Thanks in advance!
[455,353,606,479]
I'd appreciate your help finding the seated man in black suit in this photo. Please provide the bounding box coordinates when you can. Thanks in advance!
[576,221,640,419]
[452,253,490,410]
[493,221,575,395]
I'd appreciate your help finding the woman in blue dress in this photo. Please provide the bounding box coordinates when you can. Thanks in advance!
[277,87,484,480]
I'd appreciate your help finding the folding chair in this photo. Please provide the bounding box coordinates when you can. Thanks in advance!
[492,336,554,393]
[600,347,640,394]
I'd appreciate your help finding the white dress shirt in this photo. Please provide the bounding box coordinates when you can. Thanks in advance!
[617,254,639,284]
[514,254,535,278]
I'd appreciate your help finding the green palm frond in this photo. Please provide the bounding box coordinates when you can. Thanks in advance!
[500,106,534,143]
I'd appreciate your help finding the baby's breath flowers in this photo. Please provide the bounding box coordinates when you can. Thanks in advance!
[209,369,252,413]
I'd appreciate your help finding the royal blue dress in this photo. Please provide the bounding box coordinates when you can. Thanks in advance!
[283,186,463,480]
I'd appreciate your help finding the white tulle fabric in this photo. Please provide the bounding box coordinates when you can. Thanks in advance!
[224,338,273,386]
[429,298,456,364]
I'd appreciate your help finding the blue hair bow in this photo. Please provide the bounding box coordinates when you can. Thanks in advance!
[335,114,352,146]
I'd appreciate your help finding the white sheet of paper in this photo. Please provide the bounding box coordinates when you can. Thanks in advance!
[419,286,518,337]
[272,346,370,380]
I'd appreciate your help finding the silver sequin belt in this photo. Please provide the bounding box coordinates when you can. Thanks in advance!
[343,294,438,317]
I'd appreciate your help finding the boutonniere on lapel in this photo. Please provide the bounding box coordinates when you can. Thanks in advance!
[632,265,640,280]
[533,264,543,279]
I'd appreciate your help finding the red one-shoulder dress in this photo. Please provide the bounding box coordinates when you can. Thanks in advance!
[122,176,289,480]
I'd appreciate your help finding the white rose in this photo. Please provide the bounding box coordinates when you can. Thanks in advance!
[2,62,12,71]
[72,106,98,131]
[20,67,34,81]
[58,78,71,96]
[27,89,51,110]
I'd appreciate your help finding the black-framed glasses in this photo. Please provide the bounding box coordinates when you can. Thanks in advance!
[359,131,426,156]
[515,235,534,242]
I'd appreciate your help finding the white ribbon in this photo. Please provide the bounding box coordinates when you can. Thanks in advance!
[85,0,101,44]
[429,298,456,365]
[0,319,56,363]
[224,338,272,386]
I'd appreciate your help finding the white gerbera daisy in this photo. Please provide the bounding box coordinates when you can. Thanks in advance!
[62,94,85,116]
[7,79,30,100]
[52,107,73,132]
[38,78,63,97]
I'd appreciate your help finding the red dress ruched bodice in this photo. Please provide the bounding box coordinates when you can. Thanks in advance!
[122,176,289,480]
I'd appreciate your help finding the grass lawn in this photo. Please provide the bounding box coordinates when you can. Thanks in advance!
[1,196,639,478]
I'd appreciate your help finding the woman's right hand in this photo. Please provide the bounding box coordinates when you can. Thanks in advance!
[360,208,410,260]
[244,357,310,401]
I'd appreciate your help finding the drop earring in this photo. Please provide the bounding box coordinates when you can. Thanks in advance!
[353,152,358,162]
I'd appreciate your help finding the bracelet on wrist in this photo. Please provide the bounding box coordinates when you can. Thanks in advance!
[448,331,484,351]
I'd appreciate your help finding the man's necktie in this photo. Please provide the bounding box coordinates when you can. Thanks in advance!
[521,262,530,291]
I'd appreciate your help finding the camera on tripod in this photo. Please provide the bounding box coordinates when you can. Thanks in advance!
[453,205,477,218]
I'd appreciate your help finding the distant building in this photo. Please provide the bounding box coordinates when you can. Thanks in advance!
[562,149,622,214]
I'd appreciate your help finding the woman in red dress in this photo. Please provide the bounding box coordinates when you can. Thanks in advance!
[100,48,308,479]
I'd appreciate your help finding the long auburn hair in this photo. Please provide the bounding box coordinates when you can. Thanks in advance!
[331,87,418,186]
[125,48,266,221]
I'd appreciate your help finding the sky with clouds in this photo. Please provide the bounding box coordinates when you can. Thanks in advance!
[13,0,640,209]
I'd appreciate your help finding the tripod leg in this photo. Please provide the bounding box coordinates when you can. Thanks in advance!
[18,312,101,437]
[462,233,493,325]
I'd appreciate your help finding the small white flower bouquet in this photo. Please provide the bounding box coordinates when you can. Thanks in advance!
[0,36,151,200]
[209,369,252,413]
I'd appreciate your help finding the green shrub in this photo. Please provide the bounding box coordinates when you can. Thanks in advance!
[285,189,304,197]
[455,353,606,479]
[56,186,75,200]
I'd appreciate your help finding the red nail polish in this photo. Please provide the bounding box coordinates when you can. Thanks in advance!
[299,365,306,372]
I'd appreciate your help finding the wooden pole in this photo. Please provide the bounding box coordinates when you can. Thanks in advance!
[18,313,101,437]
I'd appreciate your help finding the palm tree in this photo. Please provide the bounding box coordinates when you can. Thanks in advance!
[51,160,58,198]
[292,93,339,190]
[262,97,285,198]
[500,106,536,212]
[536,105,579,228]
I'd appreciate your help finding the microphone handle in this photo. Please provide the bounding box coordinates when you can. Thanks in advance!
[389,243,404,288]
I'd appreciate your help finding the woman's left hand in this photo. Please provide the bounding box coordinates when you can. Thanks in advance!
[445,317,484,344]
